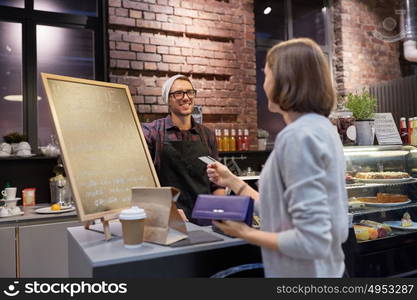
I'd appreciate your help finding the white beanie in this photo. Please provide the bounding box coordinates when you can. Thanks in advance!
[162,74,190,104]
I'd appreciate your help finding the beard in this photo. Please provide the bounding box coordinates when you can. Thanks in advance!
[169,100,194,116]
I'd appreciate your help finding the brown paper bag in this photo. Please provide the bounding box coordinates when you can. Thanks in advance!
[131,187,188,245]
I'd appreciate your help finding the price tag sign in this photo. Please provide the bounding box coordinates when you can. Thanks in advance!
[374,113,402,145]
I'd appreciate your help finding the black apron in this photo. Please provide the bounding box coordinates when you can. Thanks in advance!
[158,129,212,224]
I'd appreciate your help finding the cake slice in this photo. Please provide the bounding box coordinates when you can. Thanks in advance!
[376,193,408,203]
[401,212,413,227]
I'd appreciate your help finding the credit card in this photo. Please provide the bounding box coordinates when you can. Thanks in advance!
[198,156,217,165]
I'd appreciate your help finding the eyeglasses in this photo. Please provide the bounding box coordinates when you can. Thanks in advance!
[169,89,197,100]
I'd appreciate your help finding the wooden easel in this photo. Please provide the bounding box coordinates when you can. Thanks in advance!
[41,73,160,242]
[84,213,119,241]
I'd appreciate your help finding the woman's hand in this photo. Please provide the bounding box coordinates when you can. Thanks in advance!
[207,162,238,188]
[212,220,252,239]
[214,220,279,251]
[177,209,189,222]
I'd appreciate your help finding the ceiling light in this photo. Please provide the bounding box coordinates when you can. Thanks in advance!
[4,95,42,102]
[264,7,272,15]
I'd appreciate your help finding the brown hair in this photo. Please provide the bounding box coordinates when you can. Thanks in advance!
[266,38,336,117]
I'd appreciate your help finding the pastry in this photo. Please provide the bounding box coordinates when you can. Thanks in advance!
[348,200,366,209]
[356,194,408,204]
[401,212,413,227]
[356,196,377,203]
[345,174,355,184]
[359,219,391,237]
[354,226,370,241]
[354,224,378,240]
[376,193,408,203]
[355,171,410,179]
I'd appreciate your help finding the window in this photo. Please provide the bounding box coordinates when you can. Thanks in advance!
[34,0,97,16]
[255,0,331,141]
[0,0,106,148]
[0,0,24,8]
[255,0,286,43]
[37,25,95,145]
[292,0,327,45]
[0,22,22,139]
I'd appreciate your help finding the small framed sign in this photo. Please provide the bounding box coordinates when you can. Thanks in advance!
[374,113,402,145]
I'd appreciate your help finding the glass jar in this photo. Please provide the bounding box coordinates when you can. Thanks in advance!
[329,109,356,145]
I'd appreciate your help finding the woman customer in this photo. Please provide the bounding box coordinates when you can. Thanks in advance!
[207,38,348,277]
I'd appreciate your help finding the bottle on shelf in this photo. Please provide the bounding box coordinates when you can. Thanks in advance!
[237,129,244,151]
[400,117,408,145]
[215,129,222,152]
[222,129,230,152]
[408,117,413,145]
[229,129,236,152]
[242,129,249,151]
[412,117,417,146]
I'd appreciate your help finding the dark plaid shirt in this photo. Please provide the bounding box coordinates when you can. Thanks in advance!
[142,115,220,192]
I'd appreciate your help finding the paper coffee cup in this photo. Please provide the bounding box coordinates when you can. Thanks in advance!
[119,206,146,249]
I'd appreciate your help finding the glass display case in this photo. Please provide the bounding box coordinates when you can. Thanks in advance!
[343,145,417,277]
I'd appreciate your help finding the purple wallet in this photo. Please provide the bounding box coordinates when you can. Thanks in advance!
[191,195,254,226]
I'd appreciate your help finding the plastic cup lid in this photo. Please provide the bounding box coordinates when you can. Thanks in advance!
[119,206,146,220]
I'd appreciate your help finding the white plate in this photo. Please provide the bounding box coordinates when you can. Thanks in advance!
[384,221,417,230]
[35,206,75,214]
[0,211,24,218]
[1,197,21,202]
[360,199,411,207]
[355,177,414,183]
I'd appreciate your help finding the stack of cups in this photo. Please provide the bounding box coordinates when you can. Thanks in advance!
[119,206,146,249]
[1,187,17,201]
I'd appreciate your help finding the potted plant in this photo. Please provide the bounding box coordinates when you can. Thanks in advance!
[3,132,28,153]
[345,89,377,146]
[257,128,269,150]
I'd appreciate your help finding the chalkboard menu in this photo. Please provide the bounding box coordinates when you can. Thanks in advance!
[41,73,159,222]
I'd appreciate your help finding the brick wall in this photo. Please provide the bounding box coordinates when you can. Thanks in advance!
[108,0,257,146]
[332,0,402,95]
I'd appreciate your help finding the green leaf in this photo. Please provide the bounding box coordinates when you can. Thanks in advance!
[345,89,377,120]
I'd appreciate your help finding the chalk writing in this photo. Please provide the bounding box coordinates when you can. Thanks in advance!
[42,74,159,221]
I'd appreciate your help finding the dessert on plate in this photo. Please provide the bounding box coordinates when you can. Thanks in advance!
[355,171,410,179]
[355,193,408,204]
[376,193,408,203]
[401,212,413,227]
[345,173,355,184]
[359,219,392,237]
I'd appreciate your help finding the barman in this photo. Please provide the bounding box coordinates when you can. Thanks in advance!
[142,74,225,223]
